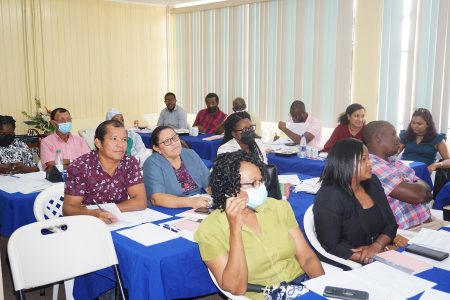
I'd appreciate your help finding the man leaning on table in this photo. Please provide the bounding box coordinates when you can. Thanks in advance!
[63,120,146,224]
[364,120,448,231]
[40,107,90,170]
[192,92,227,134]
[278,100,322,148]
[157,92,188,129]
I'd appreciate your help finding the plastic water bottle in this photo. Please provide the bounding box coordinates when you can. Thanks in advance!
[298,134,306,158]
[55,149,64,173]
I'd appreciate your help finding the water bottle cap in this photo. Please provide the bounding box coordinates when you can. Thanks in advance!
[56,149,61,153]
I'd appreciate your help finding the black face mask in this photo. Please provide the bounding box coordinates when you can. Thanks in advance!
[0,134,15,147]
[207,106,217,113]
[240,130,256,146]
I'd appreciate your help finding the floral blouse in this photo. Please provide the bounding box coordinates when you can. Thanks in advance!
[173,161,199,194]
[0,139,37,167]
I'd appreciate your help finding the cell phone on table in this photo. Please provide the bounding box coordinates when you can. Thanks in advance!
[323,286,369,300]
[194,207,212,214]
[405,244,449,261]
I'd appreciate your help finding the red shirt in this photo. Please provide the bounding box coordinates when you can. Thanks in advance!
[322,124,364,152]
[193,108,227,133]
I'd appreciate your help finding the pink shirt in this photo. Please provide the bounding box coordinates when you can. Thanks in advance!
[40,133,90,169]
[288,115,322,148]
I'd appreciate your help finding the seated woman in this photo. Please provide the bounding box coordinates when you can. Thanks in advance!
[0,115,39,174]
[105,108,151,166]
[314,138,398,267]
[322,103,365,152]
[399,108,449,172]
[143,126,210,208]
[217,112,268,164]
[195,151,324,299]
[63,120,147,224]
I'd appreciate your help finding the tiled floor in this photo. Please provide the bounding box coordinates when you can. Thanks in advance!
[0,236,223,300]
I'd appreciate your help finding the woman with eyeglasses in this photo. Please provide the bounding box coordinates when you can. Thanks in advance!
[0,115,39,174]
[217,112,268,163]
[399,108,449,172]
[195,151,324,298]
[142,126,211,208]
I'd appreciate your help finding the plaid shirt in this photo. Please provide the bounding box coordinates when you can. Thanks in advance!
[369,154,430,229]
[193,108,227,133]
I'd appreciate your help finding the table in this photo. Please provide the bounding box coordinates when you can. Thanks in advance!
[268,153,433,188]
[434,182,450,210]
[0,189,38,237]
[138,132,223,160]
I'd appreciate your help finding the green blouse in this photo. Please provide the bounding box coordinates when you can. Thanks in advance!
[194,198,304,299]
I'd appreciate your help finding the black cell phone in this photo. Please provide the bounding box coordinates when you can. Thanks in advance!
[323,286,369,300]
[405,244,449,261]
[194,207,211,214]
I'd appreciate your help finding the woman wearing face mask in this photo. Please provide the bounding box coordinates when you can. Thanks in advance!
[195,151,324,299]
[0,115,39,174]
[314,139,399,268]
[217,112,268,164]
[322,103,366,152]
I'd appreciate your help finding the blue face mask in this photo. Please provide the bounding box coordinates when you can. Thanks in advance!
[58,122,72,134]
[244,184,268,210]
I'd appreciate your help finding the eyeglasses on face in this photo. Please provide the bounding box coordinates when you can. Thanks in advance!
[159,134,180,146]
[233,125,256,133]
[241,179,263,189]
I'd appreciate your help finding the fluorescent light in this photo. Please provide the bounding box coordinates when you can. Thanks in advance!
[173,0,227,8]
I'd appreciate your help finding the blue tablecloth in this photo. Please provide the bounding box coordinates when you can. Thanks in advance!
[0,189,38,236]
[268,153,433,188]
[138,132,223,160]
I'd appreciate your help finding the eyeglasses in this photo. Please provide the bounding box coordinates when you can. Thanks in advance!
[241,179,263,189]
[159,134,180,146]
[234,125,256,133]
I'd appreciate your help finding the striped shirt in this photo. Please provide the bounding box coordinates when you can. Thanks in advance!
[193,108,227,134]
[369,154,430,229]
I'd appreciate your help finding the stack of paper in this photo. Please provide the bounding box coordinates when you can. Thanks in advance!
[373,250,433,274]
[176,208,211,220]
[160,218,201,242]
[117,223,178,246]
[293,177,321,194]
[0,172,55,194]
[278,174,301,186]
[409,228,450,253]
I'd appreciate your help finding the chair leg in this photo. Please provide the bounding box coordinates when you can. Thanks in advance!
[17,290,25,300]
[112,265,127,300]
[52,283,59,300]
[64,279,75,300]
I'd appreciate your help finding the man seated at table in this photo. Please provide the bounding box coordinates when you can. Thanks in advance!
[278,100,321,148]
[215,97,262,136]
[40,107,90,170]
[364,120,447,230]
[63,120,147,224]
[193,92,227,134]
[157,92,188,129]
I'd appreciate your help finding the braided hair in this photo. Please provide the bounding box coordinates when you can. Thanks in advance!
[0,115,16,129]
[221,112,264,162]
[210,151,267,211]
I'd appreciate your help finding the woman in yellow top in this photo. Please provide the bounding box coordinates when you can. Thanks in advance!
[194,151,324,299]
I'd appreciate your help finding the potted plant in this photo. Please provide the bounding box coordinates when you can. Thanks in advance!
[21,98,54,134]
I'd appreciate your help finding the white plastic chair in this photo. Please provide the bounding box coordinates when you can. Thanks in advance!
[303,205,362,270]
[8,215,126,300]
[208,269,250,300]
[78,128,96,150]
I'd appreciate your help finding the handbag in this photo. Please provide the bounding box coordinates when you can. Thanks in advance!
[46,166,64,183]
[433,164,450,199]
[265,164,282,200]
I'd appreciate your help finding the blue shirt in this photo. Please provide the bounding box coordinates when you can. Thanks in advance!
[400,131,446,165]
[142,148,210,202]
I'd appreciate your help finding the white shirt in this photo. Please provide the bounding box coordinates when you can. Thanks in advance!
[217,138,268,164]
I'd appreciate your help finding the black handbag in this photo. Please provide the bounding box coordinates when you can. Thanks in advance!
[265,164,282,200]
[46,166,64,183]
[433,164,450,199]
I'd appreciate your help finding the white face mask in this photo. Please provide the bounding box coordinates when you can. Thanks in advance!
[244,184,268,210]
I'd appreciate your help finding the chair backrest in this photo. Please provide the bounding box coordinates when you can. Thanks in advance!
[303,205,361,270]
[207,269,250,300]
[33,183,65,221]
[78,128,96,150]
[8,215,119,291]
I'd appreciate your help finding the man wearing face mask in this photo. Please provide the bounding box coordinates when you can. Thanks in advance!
[217,112,268,164]
[193,92,227,134]
[0,115,39,174]
[40,108,90,170]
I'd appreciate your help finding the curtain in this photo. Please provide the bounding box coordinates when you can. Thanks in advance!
[379,0,450,134]
[173,0,353,127]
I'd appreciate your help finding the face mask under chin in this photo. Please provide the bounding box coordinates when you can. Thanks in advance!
[0,135,15,147]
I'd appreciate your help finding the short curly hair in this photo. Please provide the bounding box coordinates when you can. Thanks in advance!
[0,115,16,129]
[210,151,267,211]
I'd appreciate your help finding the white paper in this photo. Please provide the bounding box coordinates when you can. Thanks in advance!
[401,160,414,166]
[404,251,450,271]
[293,177,321,194]
[117,223,178,246]
[176,208,211,220]
[286,122,306,135]
[409,228,450,253]
[278,174,301,185]
[303,261,436,300]
[121,208,171,224]
[419,288,450,300]
[266,138,294,146]
[160,218,201,243]
[201,134,223,141]
[0,172,55,194]
[86,203,135,231]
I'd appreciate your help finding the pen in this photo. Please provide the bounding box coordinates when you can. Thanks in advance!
[9,175,20,179]
[92,199,106,212]
[162,224,179,233]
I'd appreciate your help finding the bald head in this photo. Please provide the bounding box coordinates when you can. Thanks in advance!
[364,120,400,159]
[232,97,246,112]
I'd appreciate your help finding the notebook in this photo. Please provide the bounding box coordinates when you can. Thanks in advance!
[373,250,433,274]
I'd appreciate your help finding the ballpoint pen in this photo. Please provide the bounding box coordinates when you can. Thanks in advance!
[162,224,179,233]
[91,199,105,212]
